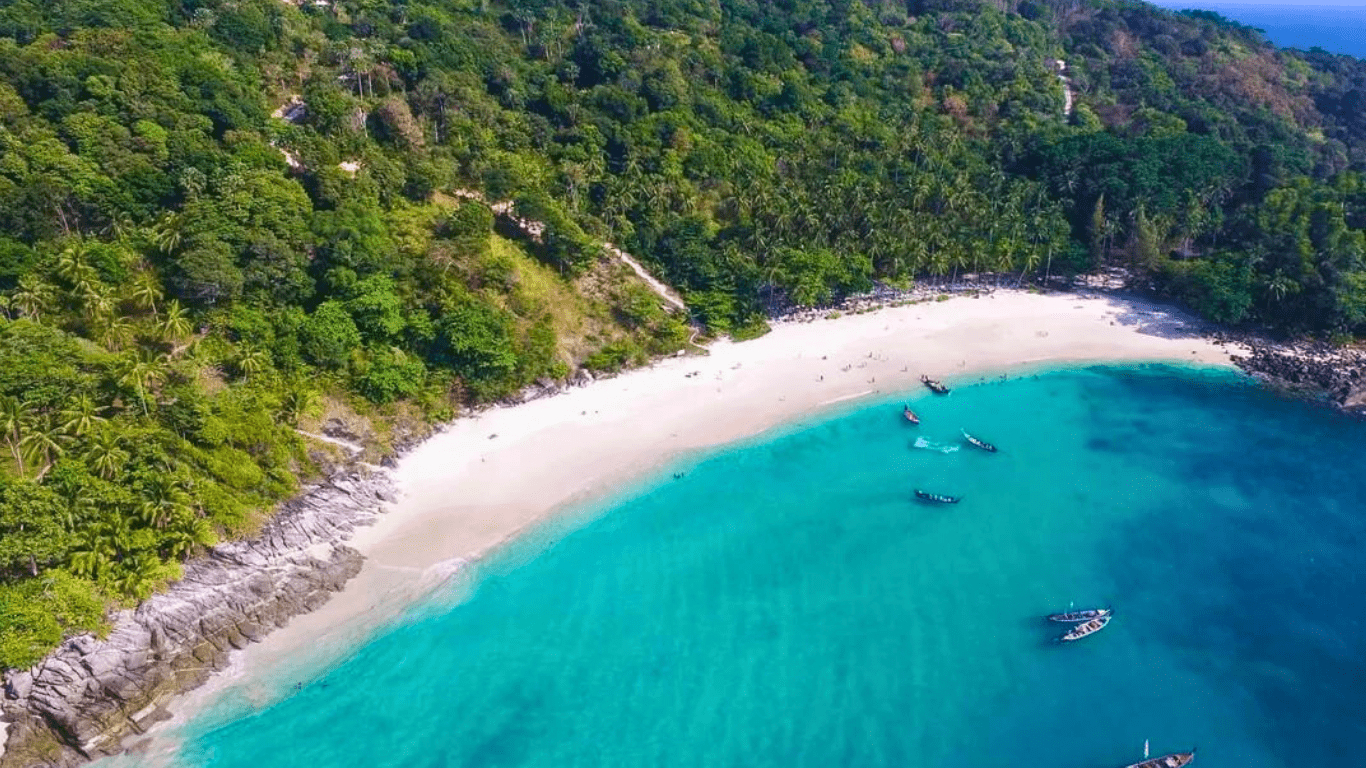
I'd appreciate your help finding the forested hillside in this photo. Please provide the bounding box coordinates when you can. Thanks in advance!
[0,0,1363,668]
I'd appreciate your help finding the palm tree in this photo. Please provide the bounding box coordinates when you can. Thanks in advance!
[127,269,162,317]
[60,394,106,438]
[0,395,30,476]
[61,488,99,533]
[84,429,128,481]
[101,211,135,243]
[117,352,169,415]
[54,240,90,284]
[69,544,111,580]
[79,283,113,324]
[137,478,190,530]
[70,515,134,579]
[21,414,68,481]
[928,250,951,278]
[164,517,215,559]
[10,275,55,321]
[280,385,316,426]
[116,553,165,600]
[1266,271,1297,303]
[160,299,193,344]
[1017,245,1043,285]
[235,346,269,379]
[94,314,134,350]
[151,213,184,255]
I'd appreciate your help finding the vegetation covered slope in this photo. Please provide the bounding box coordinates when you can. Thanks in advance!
[0,0,1363,668]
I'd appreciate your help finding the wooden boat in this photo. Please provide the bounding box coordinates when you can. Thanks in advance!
[920,374,950,395]
[1047,607,1111,623]
[1123,749,1195,768]
[914,489,960,504]
[902,405,920,425]
[962,431,997,453]
[1058,614,1110,642]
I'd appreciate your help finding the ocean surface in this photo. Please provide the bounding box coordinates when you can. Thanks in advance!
[106,365,1366,768]
[1150,2,1366,58]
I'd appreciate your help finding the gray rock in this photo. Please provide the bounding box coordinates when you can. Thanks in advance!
[321,418,360,442]
[3,671,31,701]
[1232,342,1366,413]
[0,469,395,768]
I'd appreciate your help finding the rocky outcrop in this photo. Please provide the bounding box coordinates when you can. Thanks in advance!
[1231,341,1366,413]
[0,471,395,768]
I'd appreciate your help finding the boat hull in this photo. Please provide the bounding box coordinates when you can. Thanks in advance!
[965,436,997,453]
[914,491,960,504]
[920,375,950,395]
[1058,614,1111,642]
[1123,750,1195,768]
[1046,608,1111,623]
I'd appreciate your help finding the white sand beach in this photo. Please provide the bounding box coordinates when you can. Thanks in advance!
[366,289,1233,573]
[112,290,1239,759]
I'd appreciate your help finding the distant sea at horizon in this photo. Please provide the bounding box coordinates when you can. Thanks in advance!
[1150,2,1366,58]
[98,365,1366,768]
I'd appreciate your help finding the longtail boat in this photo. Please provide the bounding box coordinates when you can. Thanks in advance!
[1047,607,1111,623]
[914,489,960,504]
[962,431,997,453]
[1058,614,1110,642]
[1123,749,1195,768]
[902,405,920,425]
[920,375,950,395]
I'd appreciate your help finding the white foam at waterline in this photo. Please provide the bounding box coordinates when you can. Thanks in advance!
[819,390,874,406]
[913,437,960,454]
[422,555,470,585]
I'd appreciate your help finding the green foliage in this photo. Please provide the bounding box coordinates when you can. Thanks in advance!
[583,339,645,373]
[769,248,874,308]
[299,302,362,368]
[434,298,518,389]
[0,571,105,670]
[345,275,407,341]
[0,239,36,290]
[512,193,598,274]
[354,348,428,403]
[173,242,245,305]
[0,480,71,576]
[1162,256,1255,324]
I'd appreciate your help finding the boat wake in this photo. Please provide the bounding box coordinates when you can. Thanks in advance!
[912,437,960,454]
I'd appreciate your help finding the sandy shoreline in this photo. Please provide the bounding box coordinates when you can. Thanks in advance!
[106,289,1238,761]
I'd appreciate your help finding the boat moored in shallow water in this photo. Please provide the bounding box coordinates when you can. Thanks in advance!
[1058,614,1110,642]
[914,489,960,504]
[1122,749,1195,768]
[1047,607,1111,623]
[920,375,950,394]
[962,431,997,452]
[902,405,920,425]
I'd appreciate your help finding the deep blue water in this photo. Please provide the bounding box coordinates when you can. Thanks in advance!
[1151,2,1366,58]
[110,366,1366,768]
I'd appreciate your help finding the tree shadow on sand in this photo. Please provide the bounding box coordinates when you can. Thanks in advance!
[1098,293,1219,341]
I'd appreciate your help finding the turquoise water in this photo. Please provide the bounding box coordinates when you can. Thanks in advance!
[137,365,1366,768]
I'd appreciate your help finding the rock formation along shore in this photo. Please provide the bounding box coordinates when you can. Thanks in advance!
[0,470,396,768]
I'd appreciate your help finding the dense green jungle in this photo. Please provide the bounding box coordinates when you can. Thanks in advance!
[0,0,1363,667]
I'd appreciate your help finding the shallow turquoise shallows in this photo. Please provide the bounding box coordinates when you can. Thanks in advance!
[126,365,1366,768]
